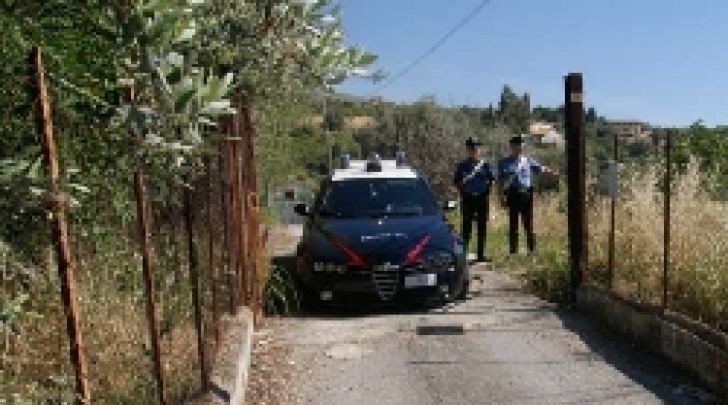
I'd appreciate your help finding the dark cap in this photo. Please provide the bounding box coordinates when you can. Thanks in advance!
[509,135,525,145]
[465,136,482,148]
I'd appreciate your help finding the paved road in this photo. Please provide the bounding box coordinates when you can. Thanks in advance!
[265,226,712,405]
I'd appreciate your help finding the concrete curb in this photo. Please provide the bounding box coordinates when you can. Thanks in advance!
[209,307,255,405]
[577,284,728,401]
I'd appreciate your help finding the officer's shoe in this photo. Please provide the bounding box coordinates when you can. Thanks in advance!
[475,255,491,263]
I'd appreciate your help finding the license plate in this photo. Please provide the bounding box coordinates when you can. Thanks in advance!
[404,273,437,288]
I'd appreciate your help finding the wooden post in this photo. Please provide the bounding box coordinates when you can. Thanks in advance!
[564,73,587,305]
[183,175,209,391]
[30,45,91,405]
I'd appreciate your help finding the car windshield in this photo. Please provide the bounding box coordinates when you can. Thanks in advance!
[316,178,440,218]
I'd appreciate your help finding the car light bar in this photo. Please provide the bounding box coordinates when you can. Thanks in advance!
[366,152,382,172]
[395,151,406,167]
[339,153,351,169]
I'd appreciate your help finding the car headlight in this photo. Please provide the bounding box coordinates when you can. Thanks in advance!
[313,262,347,273]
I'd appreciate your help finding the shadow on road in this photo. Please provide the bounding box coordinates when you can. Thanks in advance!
[549,307,714,404]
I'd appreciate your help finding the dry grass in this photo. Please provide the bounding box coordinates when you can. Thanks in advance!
[587,161,728,329]
[1,225,217,403]
[455,160,727,331]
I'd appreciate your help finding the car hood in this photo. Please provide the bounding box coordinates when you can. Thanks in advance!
[304,215,459,264]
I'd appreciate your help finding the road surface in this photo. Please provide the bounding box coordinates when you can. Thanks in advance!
[255,226,712,405]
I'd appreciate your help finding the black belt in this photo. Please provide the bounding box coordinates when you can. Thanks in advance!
[463,191,488,197]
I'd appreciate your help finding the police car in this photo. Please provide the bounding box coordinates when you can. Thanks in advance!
[293,152,469,307]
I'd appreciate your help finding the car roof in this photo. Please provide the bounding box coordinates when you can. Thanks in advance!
[331,159,418,181]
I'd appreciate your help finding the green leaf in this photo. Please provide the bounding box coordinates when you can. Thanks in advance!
[174,87,197,113]
[356,52,377,66]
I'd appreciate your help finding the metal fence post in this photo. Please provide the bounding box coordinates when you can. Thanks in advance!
[219,139,235,313]
[233,103,249,310]
[663,131,672,313]
[226,135,243,311]
[124,83,167,404]
[241,100,261,324]
[564,73,587,305]
[182,174,209,392]
[206,156,221,345]
[30,45,91,404]
[133,169,166,405]
[608,133,618,290]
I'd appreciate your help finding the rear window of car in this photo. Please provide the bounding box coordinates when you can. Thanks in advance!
[315,178,440,218]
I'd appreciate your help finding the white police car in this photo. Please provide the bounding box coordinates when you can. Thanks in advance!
[293,152,469,307]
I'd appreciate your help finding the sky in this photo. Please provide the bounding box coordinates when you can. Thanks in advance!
[334,0,728,127]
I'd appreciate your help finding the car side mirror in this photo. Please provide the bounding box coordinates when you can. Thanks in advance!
[443,200,458,211]
[293,203,310,217]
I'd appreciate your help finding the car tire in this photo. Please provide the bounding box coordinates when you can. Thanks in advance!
[297,282,320,312]
[456,279,469,301]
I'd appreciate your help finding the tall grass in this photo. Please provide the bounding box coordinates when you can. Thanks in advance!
[474,160,728,331]
[588,161,728,330]
[1,199,219,402]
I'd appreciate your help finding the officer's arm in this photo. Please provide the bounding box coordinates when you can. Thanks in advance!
[541,166,558,178]
[533,159,559,179]
[540,165,559,179]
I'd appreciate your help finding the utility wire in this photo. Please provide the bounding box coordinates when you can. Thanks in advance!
[368,0,494,97]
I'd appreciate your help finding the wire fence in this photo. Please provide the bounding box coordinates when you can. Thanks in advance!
[586,133,728,333]
[1,47,267,404]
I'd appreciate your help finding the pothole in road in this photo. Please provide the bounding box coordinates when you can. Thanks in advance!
[416,324,466,336]
[325,343,373,360]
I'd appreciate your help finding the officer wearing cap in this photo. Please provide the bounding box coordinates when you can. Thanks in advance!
[497,135,558,254]
[453,136,494,262]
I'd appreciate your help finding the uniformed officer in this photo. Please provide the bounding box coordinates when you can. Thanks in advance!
[497,135,558,255]
[454,136,494,263]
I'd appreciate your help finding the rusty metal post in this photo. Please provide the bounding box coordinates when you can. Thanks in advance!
[133,169,166,405]
[124,86,166,403]
[183,175,209,391]
[663,131,672,313]
[231,100,250,310]
[225,136,242,310]
[233,136,249,309]
[608,134,618,290]
[237,102,251,311]
[241,100,261,323]
[565,73,587,306]
[219,140,235,313]
[30,46,91,405]
[206,156,221,345]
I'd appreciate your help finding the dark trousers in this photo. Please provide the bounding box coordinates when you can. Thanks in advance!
[460,193,489,259]
[506,188,534,254]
